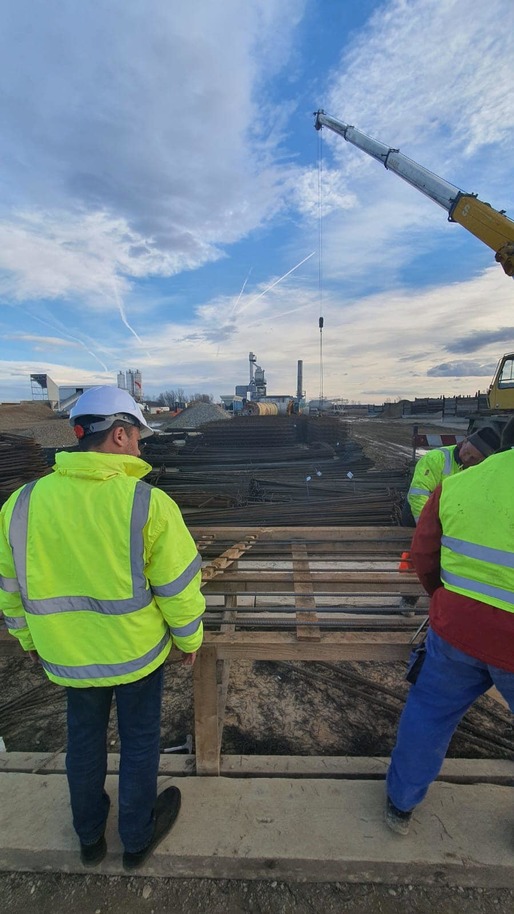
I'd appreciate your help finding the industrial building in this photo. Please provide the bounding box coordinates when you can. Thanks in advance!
[29,369,144,413]
[30,374,97,413]
[117,369,143,401]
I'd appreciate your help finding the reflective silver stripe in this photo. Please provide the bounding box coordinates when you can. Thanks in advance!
[9,481,38,594]
[170,614,204,637]
[0,575,19,593]
[442,448,453,475]
[442,535,514,570]
[9,479,155,617]
[3,615,27,630]
[40,631,171,680]
[442,569,514,607]
[25,591,154,616]
[152,553,202,597]
[408,487,431,497]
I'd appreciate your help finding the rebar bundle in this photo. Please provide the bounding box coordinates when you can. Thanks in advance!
[142,416,409,526]
[0,434,51,507]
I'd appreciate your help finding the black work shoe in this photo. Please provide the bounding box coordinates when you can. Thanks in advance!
[123,786,182,870]
[384,796,413,836]
[80,835,107,867]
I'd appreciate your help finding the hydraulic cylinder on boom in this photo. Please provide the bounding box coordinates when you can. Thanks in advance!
[314,110,514,277]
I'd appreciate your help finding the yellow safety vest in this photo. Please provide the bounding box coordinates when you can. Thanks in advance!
[0,451,204,687]
[439,450,514,614]
[408,445,460,522]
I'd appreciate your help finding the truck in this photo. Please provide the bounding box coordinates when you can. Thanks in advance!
[314,110,514,434]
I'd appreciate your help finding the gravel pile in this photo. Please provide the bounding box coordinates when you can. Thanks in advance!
[0,403,77,447]
[156,402,231,429]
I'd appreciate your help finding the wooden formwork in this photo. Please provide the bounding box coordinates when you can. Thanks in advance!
[192,525,422,775]
[0,525,428,775]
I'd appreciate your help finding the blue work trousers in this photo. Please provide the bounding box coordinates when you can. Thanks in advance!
[65,664,164,853]
[387,629,514,812]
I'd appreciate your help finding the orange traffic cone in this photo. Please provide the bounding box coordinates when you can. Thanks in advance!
[398,550,414,572]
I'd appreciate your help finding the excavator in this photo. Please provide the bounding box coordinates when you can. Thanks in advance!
[314,111,514,433]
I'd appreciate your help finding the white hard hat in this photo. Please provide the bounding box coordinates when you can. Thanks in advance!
[69,386,154,439]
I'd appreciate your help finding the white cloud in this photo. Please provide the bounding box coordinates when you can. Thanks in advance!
[6,333,82,349]
[0,0,306,305]
[1,0,513,409]
[327,0,514,162]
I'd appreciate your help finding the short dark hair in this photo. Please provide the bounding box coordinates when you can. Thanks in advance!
[76,419,138,452]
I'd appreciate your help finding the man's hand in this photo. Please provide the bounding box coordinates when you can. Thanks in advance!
[179,651,197,667]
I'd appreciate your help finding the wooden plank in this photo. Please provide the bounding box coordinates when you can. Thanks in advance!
[217,586,238,748]
[202,630,412,662]
[2,753,513,784]
[201,534,259,582]
[190,525,412,543]
[202,572,422,595]
[193,645,220,776]
[219,755,514,783]
[291,543,320,642]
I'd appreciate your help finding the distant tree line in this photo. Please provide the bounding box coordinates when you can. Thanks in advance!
[156,389,213,409]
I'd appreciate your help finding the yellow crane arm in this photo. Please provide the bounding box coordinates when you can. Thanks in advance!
[315,110,514,277]
[450,196,514,276]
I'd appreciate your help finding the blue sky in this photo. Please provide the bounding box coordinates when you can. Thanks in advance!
[1,0,513,404]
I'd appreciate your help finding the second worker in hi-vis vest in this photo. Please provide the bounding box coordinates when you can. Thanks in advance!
[0,386,205,870]
[385,442,514,837]
[405,425,500,526]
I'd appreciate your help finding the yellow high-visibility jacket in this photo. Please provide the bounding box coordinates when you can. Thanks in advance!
[439,451,514,614]
[0,451,204,687]
[407,445,461,523]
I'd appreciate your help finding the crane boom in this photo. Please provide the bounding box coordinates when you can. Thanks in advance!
[314,110,514,276]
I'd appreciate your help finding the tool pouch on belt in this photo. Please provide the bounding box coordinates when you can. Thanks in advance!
[405,639,427,685]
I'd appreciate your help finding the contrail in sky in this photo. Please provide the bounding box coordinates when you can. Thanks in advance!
[235,252,316,316]
[228,268,253,319]
[242,300,313,331]
[22,309,111,372]
[112,277,152,357]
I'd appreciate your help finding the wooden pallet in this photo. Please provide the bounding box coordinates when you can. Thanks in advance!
[1,525,428,775]
[192,525,424,774]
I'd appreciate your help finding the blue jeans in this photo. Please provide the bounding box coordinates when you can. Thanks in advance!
[66,664,164,853]
[387,629,514,812]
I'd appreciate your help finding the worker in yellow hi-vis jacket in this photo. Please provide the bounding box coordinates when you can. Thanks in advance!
[403,426,500,527]
[0,386,204,870]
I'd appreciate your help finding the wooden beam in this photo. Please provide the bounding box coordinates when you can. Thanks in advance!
[201,534,259,582]
[217,586,238,748]
[201,630,412,662]
[193,645,220,776]
[291,543,320,641]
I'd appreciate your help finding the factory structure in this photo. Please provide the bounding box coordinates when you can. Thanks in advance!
[117,369,143,402]
[30,369,144,413]
[221,352,310,416]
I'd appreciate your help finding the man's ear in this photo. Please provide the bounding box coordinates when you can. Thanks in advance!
[111,425,127,448]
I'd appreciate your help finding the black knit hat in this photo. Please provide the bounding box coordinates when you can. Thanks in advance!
[466,425,501,457]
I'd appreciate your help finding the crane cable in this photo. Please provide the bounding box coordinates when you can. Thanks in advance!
[317,125,324,408]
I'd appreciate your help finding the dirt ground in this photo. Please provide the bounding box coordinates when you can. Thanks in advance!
[2,871,514,914]
[2,652,513,760]
[1,411,513,912]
